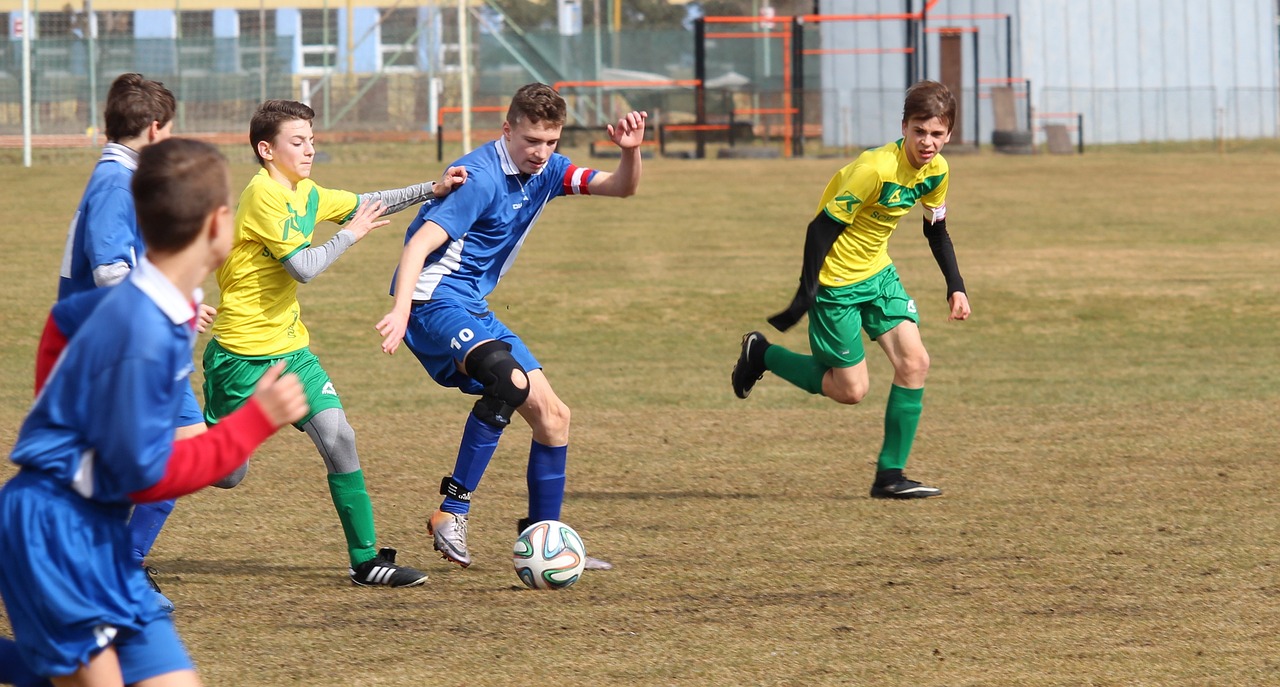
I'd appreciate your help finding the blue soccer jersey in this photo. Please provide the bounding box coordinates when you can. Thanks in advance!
[57,143,145,301]
[50,286,110,336]
[15,258,199,502]
[395,140,596,312]
[1,258,199,678]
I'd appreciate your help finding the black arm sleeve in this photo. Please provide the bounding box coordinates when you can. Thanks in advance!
[922,216,966,298]
[767,211,846,332]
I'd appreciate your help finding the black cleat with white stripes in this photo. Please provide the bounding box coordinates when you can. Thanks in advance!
[349,547,428,587]
[731,331,770,399]
[869,475,942,499]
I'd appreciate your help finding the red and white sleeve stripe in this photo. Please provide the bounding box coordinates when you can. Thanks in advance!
[563,165,595,196]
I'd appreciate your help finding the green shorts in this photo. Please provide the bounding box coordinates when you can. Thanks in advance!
[202,340,340,428]
[808,264,918,369]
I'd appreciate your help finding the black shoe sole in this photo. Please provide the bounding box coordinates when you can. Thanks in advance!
[869,488,943,499]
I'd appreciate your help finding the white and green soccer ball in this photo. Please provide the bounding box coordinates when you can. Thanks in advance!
[512,520,586,590]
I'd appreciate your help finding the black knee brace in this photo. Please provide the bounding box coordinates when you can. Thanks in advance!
[465,340,529,428]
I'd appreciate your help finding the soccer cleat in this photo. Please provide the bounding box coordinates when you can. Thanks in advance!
[428,509,472,568]
[731,331,769,399]
[518,517,614,571]
[869,477,942,499]
[349,547,428,587]
[144,565,175,614]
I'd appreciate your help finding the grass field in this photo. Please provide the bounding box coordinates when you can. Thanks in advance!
[0,142,1277,686]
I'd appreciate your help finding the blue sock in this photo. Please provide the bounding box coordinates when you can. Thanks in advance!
[441,413,503,515]
[0,637,52,687]
[128,499,176,564]
[526,440,567,523]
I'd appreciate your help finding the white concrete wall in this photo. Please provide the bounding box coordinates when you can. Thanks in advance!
[819,0,1279,146]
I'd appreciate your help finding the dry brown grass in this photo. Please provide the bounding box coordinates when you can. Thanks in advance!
[0,143,1277,686]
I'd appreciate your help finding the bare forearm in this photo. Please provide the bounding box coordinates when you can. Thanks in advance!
[391,224,448,312]
[608,148,642,197]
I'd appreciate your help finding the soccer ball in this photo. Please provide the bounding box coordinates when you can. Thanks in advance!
[512,520,586,590]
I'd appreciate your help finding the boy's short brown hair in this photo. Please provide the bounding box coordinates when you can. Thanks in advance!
[506,83,567,128]
[249,100,315,166]
[902,80,958,132]
[133,138,229,253]
[103,73,176,141]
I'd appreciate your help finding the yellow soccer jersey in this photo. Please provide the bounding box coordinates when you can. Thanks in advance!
[816,139,948,287]
[212,169,357,356]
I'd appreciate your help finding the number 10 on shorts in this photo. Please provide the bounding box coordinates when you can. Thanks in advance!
[450,328,475,350]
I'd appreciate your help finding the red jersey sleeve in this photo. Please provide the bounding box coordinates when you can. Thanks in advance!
[35,312,68,395]
[128,399,277,503]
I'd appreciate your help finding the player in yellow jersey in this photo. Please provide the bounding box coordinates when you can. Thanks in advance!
[203,100,467,586]
[732,80,971,499]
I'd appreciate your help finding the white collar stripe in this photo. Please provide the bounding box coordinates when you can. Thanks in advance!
[495,140,519,176]
[100,142,139,171]
[493,139,547,178]
[132,258,198,325]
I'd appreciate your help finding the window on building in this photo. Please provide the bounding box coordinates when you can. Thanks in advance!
[300,8,339,72]
[178,10,212,38]
[176,10,214,74]
[239,8,275,39]
[96,11,132,36]
[436,5,462,73]
[239,9,276,71]
[0,13,9,73]
[379,7,418,72]
[37,9,73,38]
[95,11,134,75]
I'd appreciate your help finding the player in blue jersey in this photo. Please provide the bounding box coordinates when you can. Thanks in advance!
[0,138,308,686]
[376,83,646,570]
[58,73,174,299]
[51,73,207,612]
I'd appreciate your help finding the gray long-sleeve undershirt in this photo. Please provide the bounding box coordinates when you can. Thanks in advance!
[358,180,436,216]
[282,229,357,283]
[281,181,437,283]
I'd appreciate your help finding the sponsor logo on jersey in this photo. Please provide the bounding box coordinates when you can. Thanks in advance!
[878,174,945,209]
[834,192,862,212]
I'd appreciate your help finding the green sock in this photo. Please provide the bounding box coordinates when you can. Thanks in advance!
[763,345,827,395]
[327,470,379,567]
[877,385,924,471]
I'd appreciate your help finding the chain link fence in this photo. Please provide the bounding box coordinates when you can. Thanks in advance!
[1,4,1276,149]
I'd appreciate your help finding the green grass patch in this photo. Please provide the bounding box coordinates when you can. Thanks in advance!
[1,145,1277,686]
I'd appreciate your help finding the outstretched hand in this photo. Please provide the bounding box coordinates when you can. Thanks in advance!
[607,111,649,150]
[345,199,390,241]
[375,310,409,356]
[433,165,468,199]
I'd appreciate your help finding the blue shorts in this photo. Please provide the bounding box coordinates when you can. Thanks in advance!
[0,472,190,681]
[176,384,203,428]
[403,300,540,394]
